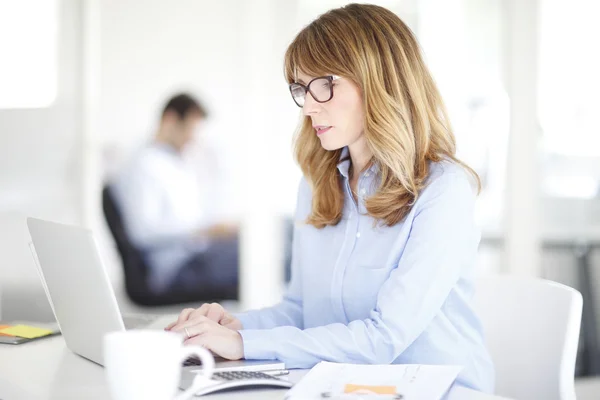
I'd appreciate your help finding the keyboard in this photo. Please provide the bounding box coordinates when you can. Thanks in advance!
[180,370,293,396]
[183,357,203,367]
[122,314,157,330]
[212,371,287,381]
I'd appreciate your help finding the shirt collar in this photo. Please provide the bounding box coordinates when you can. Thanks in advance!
[336,146,379,178]
[336,147,351,178]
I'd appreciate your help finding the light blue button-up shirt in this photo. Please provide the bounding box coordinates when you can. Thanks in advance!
[236,149,495,393]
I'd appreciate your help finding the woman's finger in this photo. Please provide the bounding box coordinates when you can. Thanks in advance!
[164,321,177,331]
[176,308,196,326]
[177,320,210,339]
[170,315,209,333]
[191,303,211,319]
[206,304,224,322]
[166,308,195,331]
[184,333,210,349]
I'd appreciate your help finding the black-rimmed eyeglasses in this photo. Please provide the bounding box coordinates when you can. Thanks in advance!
[289,75,340,108]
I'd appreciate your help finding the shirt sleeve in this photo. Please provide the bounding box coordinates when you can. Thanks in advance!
[234,179,309,330]
[238,170,480,368]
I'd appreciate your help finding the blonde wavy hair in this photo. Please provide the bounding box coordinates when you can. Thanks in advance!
[284,3,480,229]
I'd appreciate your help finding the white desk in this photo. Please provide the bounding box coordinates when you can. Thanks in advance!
[0,336,509,400]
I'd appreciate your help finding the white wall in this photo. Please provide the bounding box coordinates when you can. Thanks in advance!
[99,0,304,206]
[0,1,82,224]
[0,0,83,319]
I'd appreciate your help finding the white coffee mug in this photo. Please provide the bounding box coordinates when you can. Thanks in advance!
[104,330,215,400]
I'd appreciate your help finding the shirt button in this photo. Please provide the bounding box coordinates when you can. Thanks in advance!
[356,232,361,238]
[365,172,370,177]
[360,189,366,195]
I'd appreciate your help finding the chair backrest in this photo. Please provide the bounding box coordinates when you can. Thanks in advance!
[474,275,582,400]
[101,186,149,302]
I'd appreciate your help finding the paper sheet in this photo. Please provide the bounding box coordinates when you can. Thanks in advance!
[285,362,462,400]
[0,324,54,339]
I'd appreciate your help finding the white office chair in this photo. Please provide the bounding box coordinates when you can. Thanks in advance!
[474,275,583,400]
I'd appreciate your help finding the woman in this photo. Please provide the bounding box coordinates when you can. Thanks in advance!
[166,3,494,392]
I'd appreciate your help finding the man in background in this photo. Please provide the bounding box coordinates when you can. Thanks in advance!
[110,93,238,300]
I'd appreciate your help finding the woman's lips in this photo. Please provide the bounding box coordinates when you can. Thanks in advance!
[315,126,332,136]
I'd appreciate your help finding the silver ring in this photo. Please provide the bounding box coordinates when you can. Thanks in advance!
[184,327,191,339]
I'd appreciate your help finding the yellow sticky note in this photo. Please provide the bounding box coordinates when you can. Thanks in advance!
[0,325,53,339]
[344,384,397,395]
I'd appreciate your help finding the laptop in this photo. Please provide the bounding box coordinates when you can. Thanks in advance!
[26,217,284,373]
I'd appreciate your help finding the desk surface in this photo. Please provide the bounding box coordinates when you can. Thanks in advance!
[0,335,509,400]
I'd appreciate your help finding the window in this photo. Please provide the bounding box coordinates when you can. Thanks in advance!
[539,0,600,198]
[0,0,58,108]
[418,0,509,228]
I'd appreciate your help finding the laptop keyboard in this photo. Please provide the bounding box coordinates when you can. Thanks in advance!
[211,371,282,381]
[183,357,203,366]
[122,315,156,330]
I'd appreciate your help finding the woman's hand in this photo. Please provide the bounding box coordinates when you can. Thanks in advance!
[165,303,242,331]
[170,315,244,360]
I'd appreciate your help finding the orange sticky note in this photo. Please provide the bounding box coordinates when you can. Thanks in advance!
[0,325,53,339]
[344,384,397,395]
[0,325,13,337]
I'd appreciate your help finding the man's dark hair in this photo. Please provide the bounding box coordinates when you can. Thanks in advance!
[161,93,207,120]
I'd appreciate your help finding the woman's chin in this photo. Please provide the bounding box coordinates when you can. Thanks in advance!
[319,138,345,152]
